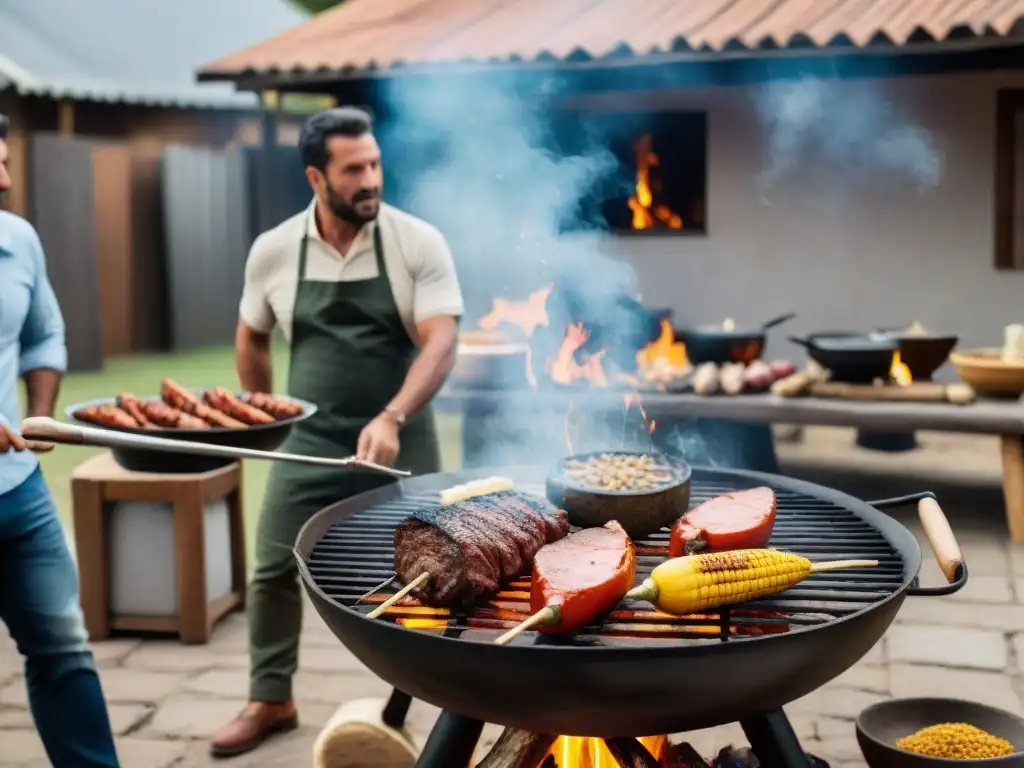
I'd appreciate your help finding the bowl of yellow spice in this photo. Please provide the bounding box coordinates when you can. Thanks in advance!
[857,698,1024,766]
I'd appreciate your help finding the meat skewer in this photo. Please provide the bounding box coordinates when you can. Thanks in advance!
[669,487,777,556]
[161,378,246,428]
[205,387,275,425]
[370,485,571,618]
[116,393,153,427]
[494,521,636,645]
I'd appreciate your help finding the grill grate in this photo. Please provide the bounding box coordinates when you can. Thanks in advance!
[306,474,904,646]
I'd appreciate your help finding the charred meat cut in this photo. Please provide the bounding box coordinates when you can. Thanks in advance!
[394,491,570,605]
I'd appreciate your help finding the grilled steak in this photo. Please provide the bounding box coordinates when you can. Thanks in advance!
[393,491,570,605]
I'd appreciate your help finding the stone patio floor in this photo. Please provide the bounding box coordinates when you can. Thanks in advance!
[1,426,1021,767]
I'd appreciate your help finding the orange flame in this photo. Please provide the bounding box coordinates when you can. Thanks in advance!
[548,735,667,767]
[890,350,912,386]
[548,323,608,387]
[637,318,688,369]
[628,134,682,231]
[477,284,554,337]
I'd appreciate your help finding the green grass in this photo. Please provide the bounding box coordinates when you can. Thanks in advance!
[27,344,462,564]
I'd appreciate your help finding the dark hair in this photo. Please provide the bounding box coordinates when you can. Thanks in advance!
[299,106,372,171]
[0,112,8,140]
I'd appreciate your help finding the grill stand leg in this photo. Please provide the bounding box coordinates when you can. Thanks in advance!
[382,689,412,729]
[415,710,484,768]
[740,710,812,768]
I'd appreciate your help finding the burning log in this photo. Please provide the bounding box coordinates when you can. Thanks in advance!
[604,736,662,768]
[475,728,557,768]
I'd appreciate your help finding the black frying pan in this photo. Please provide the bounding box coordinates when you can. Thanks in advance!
[789,332,898,384]
[676,312,796,365]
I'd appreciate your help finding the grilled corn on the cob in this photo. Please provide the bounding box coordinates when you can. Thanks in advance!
[625,548,876,615]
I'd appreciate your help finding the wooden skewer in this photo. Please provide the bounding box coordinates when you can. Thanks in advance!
[366,572,430,619]
[810,559,878,571]
[493,605,560,646]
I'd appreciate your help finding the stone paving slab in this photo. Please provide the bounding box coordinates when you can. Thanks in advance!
[0,427,1021,767]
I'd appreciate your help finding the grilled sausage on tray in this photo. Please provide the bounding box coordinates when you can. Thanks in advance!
[205,387,275,425]
[139,400,210,429]
[116,393,153,427]
[76,404,140,430]
[241,391,304,420]
[161,378,246,428]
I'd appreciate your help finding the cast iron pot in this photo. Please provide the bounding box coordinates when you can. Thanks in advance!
[545,451,692,538]
[676,312,796,365]
[876,328,960,381]
[67,394,316,474]
[789,332,898,384]
[857,698,1024,766]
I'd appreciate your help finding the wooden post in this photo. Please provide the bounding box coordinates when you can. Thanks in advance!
[57,100,75,135]
[1001,435,1024,543]
[256,89,280,233]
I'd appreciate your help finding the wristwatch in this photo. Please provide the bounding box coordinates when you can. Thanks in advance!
[384,407,407,427]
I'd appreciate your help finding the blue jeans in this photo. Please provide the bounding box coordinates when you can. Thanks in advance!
[0,468,119,767]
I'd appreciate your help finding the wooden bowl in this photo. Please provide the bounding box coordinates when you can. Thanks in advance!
[950,349,1024,397]
[545,452,692,538]
[856,698,1024,766]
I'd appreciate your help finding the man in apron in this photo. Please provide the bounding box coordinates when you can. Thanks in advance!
[211,107,463,757]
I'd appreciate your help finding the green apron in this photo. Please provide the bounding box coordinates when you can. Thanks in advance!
[249,214,441,702]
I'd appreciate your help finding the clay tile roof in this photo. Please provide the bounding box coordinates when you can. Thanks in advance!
[199,0,1024,83]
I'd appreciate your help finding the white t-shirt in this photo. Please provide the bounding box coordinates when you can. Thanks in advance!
[239,201,464,343]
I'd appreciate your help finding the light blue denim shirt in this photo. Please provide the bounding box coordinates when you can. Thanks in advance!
[0,210,67,497]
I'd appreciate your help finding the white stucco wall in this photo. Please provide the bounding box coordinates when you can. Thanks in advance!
[562,70,1024,371]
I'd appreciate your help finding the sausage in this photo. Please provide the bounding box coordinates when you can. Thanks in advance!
[76,404,139,430]
[205,388,275,425]
[742,361,774,392]
[161,379,246,428]
[531,521,636,635]
[241,391,304,420]
[670,487,777,556]
[768,360,798,380]
[720,363,746,395]
[692,363,720,395]
[139,400,211,429]
[116,393,153,427]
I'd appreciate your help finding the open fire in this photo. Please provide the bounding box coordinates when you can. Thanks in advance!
[628,134,683,231]
[474,287,689,392]
[545,734,667,766]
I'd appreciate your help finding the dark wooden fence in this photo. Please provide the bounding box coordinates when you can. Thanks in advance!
[29,134,103,372]
[161,145,251,352]
[24,135,309,370]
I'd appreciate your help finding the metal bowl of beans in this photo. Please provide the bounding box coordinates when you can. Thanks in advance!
[545,451,692,538]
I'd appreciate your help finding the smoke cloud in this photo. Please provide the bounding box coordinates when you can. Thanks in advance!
[755,76,944,191]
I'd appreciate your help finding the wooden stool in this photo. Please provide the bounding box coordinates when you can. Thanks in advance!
[71,452,246,644]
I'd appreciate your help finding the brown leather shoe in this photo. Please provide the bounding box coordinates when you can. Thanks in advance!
[210,701,299,758]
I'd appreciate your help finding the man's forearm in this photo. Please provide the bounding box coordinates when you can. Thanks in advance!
[388,338,456,418]
[237,343,273,393]
[23,368,62,418]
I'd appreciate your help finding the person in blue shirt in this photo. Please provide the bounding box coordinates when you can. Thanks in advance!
[0,112,119,766]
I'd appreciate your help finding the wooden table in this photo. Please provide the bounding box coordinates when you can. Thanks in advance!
[71,453,246,643]
[435,388,1024,541]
